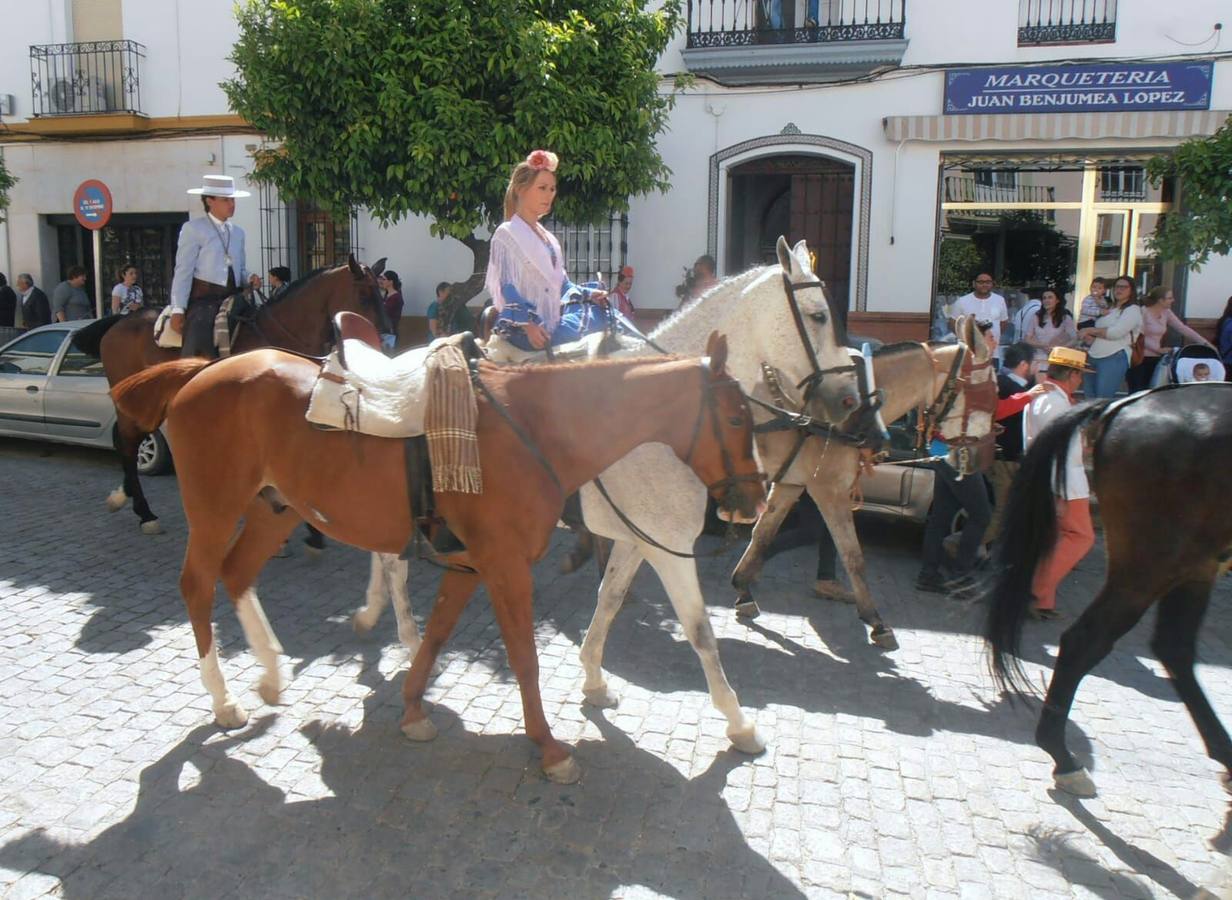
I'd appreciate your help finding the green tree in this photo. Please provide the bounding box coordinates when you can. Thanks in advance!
[224,0,684,289]
[1146,117,1232,268]
[936,237,983,295]
[0,153,16,225]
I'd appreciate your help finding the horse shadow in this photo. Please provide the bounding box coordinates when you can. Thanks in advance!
[0,674,805,900]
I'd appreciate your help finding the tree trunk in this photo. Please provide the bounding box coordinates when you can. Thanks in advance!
[455,235,491,304]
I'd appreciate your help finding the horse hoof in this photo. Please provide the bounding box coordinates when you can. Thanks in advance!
[1054,767,1097,797]
[734,598,761,619]
[727,723,767,755]
[582,686,620,709]
[106,488,128,512]
[814,579,856,604]
[352,613,376,637]
[257,678,282,706]
[401,717,438,742]
[544,755,582,784]
[140,519,162,535]
[214,702,250,730]
[870,627,899,651]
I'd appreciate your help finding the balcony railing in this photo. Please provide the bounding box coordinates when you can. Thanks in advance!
[1018,0,1116,46]
[30,40,145,116]
[686,0,906,49]
[943,176,1057,205]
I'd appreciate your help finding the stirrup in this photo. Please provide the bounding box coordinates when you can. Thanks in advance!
[430,525,466,555]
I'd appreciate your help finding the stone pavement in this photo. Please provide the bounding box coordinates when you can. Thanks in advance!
[0,437,1230,900]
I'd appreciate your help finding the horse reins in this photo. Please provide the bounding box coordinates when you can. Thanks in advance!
[910,343,998,477]
[780,273,858,406]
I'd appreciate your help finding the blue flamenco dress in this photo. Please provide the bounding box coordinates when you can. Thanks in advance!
[486,216,612,352]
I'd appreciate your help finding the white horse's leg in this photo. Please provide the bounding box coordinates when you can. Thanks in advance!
[352,552,390,636]
[579,540,645,708]
[234,588,285,705]
[730,481,806,618]
[378,553,422,654]
[642,548,765,754]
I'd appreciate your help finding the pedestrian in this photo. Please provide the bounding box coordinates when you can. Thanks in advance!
[1022,346,1098,620]
[486,149,611,351]
[1022,286,1077,375]
[52,266,93,321]
[169,175,260,357]
[14,274,50,331]
[1216,296,1232,376]
[0,273,15,328]
[1006,292,1041,345]
[609,265,635,319]
[690,255,718,301]
[1126,285,1216,392]
[950,273,1008,347]
[427,280,475,339]
[983,341,1035,548]
[110,265,144,314]
[377,270,403,349]
[1077,276,1109,328]
[1077,274,1141,398]
[266,266,292,303]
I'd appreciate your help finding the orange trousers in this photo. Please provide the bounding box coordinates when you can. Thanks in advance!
[1031,497,1095,610]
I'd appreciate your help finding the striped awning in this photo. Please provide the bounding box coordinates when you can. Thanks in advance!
[883,109,1231,142]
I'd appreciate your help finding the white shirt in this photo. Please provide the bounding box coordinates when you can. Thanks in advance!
[1009,298,1041,344]
[1023,382,1088,499]
[954,292,1009,343]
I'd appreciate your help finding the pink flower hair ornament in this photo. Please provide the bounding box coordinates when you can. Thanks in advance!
[526,150,559,172]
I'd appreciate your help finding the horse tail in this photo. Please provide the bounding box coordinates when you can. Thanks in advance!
[985,398,1113,695]
[111,359,212,433]
[70,314,124,359]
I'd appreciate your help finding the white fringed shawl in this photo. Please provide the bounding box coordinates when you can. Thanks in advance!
[485,216,567,333]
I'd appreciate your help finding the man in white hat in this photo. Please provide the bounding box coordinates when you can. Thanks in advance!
[169,174,259,357]
[1021,345,1098,620]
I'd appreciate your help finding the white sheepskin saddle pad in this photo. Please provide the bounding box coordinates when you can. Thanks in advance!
[306,340,432,437]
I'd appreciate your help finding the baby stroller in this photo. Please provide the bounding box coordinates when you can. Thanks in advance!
[1149,343,1227,387]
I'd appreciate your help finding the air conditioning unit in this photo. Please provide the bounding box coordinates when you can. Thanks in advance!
[47,76,110,114]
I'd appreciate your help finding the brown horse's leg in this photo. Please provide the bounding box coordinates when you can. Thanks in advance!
[111,416,161,533]
[400,567,480,741]
[730,481,804,618]
[219,499,301,707]
[181,525,249,728]
[1150,576,1232,779]
[485,563,578,783]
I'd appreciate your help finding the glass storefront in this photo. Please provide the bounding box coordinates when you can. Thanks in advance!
[933,156,1177,338]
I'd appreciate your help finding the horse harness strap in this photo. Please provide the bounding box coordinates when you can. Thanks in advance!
[467,359,564,496]
[780,274,857,404]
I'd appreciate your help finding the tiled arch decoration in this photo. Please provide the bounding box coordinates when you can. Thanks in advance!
[708,130,872,312]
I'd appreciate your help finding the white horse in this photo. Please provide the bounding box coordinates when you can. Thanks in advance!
[354,237,863,753]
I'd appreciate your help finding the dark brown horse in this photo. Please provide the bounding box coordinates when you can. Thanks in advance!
[110,333,765,783]
[71,254,389,533]
[987,383,1232,803]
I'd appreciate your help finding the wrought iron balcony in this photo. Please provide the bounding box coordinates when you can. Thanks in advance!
[943,176,1057,205]
[683,0,907,84]
[30,40,146,117]
[687,0,905,49]
[1019,0,1116,46]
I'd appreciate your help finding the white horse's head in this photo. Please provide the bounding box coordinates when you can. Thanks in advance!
[752,236,862,426]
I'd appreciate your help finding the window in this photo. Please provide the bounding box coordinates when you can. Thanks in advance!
[542,213,629,285]
[1098,167,1146,202]
[1018,0,1117,46]
[57,345,106,376]
[974,170,1017,189]
[0,330,65,375]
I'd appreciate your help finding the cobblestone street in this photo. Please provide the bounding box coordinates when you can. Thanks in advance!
[1,437,1230,899]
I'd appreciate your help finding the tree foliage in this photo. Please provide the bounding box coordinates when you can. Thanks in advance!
[0,154,16,225]
[1146,118,1232,269]
[225,0,683,266]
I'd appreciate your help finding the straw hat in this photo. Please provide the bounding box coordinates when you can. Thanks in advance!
[187,174,251,198]
[1047,346,1096,373]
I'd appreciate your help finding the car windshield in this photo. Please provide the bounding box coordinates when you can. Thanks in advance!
[0,330,65,375]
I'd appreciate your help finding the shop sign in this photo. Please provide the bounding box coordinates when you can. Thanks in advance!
[944,62,1213,115]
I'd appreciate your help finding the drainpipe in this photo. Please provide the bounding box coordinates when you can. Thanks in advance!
[889,138,906,246]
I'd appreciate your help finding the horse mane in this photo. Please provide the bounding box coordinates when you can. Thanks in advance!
[874,341,925,358]
[648,267,770,340]
[265,266,331,306]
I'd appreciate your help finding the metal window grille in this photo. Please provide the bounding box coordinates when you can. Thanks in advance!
[1098,166,1146,202]
[257,180,361,283]
[541,212,629,285]
[686,0,905,49]
[1018,0,1117,46]
[30,40,145,116]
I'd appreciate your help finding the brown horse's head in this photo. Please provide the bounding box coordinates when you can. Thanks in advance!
[683,332,767,525]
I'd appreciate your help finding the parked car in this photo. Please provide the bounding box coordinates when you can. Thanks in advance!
[0,322,172,475]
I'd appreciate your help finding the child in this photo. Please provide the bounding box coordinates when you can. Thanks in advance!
[1077,277,1108,329]
[1192,362,1212,382]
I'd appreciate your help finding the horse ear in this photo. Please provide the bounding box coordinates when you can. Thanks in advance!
[347,254,363,278]
[705,331,728,373]
[792,239,811,274]
[371,257,387,278]
[775,235,793,274]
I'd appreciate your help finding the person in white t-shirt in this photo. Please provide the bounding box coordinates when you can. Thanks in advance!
[111,265,144,314]
[950,273,1009,345]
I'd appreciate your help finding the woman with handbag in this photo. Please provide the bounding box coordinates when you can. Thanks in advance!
[1126,285,1216,392]
[1077,275,1142,398]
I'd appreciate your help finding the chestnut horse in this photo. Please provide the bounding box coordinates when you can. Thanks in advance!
[71,254,389,533]
[111,334,765,783]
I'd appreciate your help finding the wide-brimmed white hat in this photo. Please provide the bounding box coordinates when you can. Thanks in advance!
[187,174,251,198]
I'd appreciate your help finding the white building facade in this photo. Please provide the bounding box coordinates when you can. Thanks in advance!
[3,0,1230,340]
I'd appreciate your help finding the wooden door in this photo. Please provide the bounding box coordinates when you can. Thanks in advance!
[789,171,854,321]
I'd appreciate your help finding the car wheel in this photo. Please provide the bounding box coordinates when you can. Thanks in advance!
[136,431,172,476]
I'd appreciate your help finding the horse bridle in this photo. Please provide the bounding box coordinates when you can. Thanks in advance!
[780,272,858,406]
[682,359,765,502]
[917,343,998,476]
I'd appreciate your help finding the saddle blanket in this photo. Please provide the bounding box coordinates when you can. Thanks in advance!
[153,306,182,349]
[306,339,432,437]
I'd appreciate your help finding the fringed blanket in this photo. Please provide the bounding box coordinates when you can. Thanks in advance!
[424,340,482,494]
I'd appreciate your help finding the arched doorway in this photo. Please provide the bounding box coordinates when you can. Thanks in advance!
[727,154,855,321]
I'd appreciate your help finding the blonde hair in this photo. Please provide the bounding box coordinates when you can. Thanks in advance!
[502,150,559,220]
